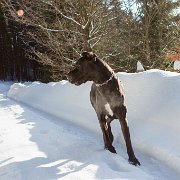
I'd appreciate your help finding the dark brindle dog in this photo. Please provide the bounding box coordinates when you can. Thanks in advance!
[68,52,140,166]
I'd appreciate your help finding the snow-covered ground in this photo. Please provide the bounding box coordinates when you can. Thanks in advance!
[0,69,180,179]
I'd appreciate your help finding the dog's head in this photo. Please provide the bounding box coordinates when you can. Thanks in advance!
[67,52,97,86]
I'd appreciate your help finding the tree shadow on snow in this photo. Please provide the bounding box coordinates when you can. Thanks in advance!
[0,98,137,180]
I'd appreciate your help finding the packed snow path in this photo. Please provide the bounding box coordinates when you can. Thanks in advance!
[0,89,180,179]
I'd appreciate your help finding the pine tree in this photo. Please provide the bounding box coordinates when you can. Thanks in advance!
[0,1,13,80]
[0,0,51,82]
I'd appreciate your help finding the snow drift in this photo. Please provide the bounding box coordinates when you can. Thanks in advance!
[8,69,180,173]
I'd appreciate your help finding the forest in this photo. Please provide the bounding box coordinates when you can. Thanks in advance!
[0,0,179,82]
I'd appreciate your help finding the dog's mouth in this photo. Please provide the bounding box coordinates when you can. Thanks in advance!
[74,81,82,86]
[67,69,90,86]
[68,75,85,86]
[73,78,86,86]
[68,76,81,86]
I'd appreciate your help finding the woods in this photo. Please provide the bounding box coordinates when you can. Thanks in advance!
[0,0,179,82]
[0,1,48,82]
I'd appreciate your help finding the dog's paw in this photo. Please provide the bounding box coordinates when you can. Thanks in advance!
[104,145,117,154]
[128,157,141,166]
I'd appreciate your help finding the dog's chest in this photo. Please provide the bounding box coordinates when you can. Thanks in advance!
[104,103,113,116]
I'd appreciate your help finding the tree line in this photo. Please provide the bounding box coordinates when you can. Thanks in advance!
[0,0,179,82]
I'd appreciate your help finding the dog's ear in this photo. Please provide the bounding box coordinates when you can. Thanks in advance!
[81,51,97,61]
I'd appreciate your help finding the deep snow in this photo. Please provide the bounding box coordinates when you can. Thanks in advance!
[0,69,180,179]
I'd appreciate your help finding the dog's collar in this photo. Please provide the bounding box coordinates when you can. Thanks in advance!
[95,73,114,87]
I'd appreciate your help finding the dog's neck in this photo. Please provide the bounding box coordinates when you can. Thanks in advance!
[93,58,115,86]
[95,73,114,87]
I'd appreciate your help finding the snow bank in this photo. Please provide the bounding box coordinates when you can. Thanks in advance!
[8,81,99,134]
[8,69,180,173]
[0,81,13,95]
[117,69,180,173]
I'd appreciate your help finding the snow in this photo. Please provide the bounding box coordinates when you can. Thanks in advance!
[1,69,180,179]
[174,60,180,70]
[137,61,144,71]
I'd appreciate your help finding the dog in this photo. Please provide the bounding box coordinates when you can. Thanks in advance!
[67,51,140,166]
